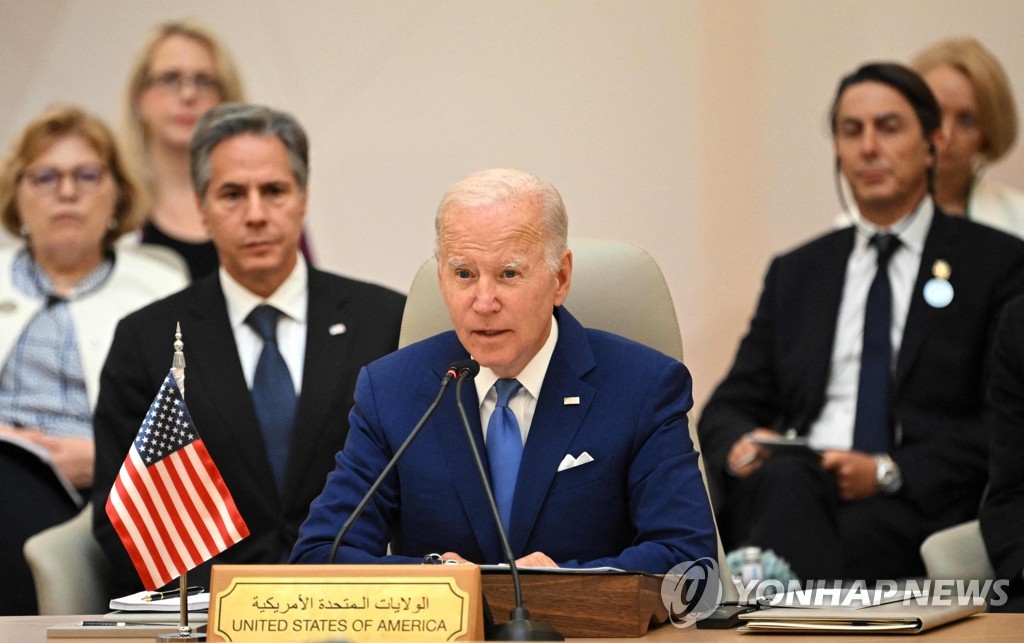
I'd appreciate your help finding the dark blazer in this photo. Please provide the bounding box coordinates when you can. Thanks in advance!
[698,210,1024,526]
[290,307,718,574]
[92,267,405,596]
[980,295,1024,584]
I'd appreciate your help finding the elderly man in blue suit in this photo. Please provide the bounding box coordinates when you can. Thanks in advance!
[291,168,716,573]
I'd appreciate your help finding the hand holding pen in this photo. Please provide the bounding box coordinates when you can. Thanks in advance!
[727,428,781,478]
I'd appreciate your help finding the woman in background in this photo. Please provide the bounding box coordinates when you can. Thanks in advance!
[123,20,315,279]
[121,20,244,279]
[0,105,187,614]
[913,37,1024,236]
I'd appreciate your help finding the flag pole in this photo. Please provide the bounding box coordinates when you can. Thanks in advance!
[166,322,198,640]
[108,320,245,641]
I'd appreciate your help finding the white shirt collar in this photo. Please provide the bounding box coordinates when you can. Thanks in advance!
[474,313,559,404]
[851,195,933,257]
[220,254,308,329]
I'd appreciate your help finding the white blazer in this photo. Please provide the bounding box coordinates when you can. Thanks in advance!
[0,246,188,414]
[969,176,1024,239]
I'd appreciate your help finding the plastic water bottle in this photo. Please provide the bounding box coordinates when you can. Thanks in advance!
[741,546,763,585]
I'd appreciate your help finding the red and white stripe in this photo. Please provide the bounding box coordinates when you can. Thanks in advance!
[106,439,249,590]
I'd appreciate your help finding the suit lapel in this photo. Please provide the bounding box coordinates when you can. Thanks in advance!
[431,343,509,561]
[794,230,854,432]
[180,277,278,500]
[895,209,948,393]
[285,269,353,494]
[432,311,598,560]
[508,308,596,554]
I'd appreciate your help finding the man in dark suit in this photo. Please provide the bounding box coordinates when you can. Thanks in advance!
[92,104,405,596]
[980,295,1024,611]
[698,63,1024,582]
[290,168,717,573]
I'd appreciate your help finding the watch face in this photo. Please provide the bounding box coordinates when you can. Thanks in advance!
[876,456,900,492]
[877,459,889,480]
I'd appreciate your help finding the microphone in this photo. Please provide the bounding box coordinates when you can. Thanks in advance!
[444,359,479,385]
[327,360,468,564]
[453,360,562,641]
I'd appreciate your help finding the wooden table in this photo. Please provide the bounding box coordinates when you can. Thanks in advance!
[1,612,1020,642]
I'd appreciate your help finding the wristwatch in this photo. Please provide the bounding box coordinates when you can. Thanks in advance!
[874,454,903,494]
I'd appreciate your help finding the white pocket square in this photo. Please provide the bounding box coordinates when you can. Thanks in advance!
[557,451,594,472]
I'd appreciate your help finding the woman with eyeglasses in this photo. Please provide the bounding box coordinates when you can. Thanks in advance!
[122,20,312,279]
[0,105,187,614]
[912,37,1024,237]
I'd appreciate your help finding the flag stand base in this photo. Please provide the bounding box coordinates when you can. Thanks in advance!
[157,631,205,641]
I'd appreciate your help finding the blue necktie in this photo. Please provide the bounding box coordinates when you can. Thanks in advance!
[853,234,900,454]
[486,378,524,531]
[246,305,297,490]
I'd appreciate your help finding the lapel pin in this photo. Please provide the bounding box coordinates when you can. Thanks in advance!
[924,259,953,309]
[563,396,580,406]
[329,323,347,336]
[932,260,951,280]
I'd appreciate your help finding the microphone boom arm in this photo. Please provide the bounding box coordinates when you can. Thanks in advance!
[454,375,525,609]
[328,375,452,564]
[454,370,562,640]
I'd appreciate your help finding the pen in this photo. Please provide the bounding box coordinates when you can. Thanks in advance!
[142,585,205,601]
[82,622,127,626]
[734,451,758,470]
[81,621,173,627]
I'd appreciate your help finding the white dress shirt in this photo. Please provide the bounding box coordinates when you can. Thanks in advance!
[475,315,560,445]
[808,198,933,451]
[219,255,308,396]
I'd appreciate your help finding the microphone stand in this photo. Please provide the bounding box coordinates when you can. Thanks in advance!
[454,372,562,641]
[328,366,459,564]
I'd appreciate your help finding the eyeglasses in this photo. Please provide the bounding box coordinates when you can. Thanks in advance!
[144,71,223,97]
[20,165,108,196]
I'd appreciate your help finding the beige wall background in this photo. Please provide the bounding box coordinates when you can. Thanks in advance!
[2,0,1022,417]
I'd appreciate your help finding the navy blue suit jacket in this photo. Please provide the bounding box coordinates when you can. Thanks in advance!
[291,307,717,574]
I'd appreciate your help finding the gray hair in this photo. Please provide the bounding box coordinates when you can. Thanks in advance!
[189,103,308,201]
[435,168,568,272]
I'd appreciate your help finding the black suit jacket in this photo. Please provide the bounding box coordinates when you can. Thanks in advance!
[699,210,1024,526]
[91,267,405,596]
[980,294,1024,583]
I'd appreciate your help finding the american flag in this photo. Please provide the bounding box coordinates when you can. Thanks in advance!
[105,369,249,590]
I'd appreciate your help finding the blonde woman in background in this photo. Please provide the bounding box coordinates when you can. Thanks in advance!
[0,105,187,614]
[913,37,1024,236]
[123,19,312,279]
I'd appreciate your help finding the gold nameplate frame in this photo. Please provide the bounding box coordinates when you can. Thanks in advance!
[207,564,484,642]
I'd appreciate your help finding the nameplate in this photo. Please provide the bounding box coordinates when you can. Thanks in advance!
[207,564,484,642]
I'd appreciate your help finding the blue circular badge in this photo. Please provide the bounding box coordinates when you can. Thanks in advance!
[923,278,954,308]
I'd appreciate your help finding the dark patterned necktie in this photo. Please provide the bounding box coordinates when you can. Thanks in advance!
[245,305,297,489]
[853,234,901,453]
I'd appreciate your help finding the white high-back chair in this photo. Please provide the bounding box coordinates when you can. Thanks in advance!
[400,237,739,604]
[400,237,683,359]
[919,519,996,582]
[23,504,112,614]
